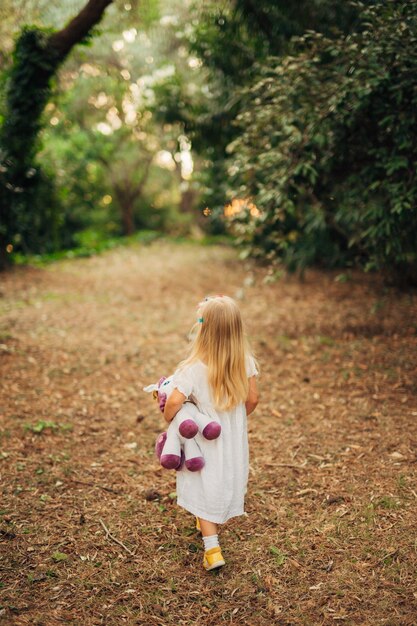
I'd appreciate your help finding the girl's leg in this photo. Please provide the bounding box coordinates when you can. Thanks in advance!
[197,517,225,570]
[198,518,217,537]
[199,517,220,552]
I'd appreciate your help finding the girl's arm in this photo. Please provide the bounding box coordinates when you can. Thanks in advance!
[245,376,259,415]
[164,388,187,423]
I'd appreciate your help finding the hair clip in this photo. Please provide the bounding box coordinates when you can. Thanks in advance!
[204,294,223,301]
[198,317,204,323]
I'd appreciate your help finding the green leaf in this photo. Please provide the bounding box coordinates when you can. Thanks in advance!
[52,551,68,562]
[270,546,286,566]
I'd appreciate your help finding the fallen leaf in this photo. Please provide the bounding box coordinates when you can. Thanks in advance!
[52,551,68,562]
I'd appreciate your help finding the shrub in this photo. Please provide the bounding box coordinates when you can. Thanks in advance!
[227,1,417,282]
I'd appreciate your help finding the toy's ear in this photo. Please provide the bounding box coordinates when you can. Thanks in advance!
[143,384,158,393]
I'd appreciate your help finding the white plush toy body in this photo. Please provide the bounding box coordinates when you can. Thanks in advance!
[144,375,221,471]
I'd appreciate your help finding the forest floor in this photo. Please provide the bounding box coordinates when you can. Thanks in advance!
[1,240,416,626]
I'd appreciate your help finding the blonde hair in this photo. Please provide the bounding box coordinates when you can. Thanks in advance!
[180,295,255,411]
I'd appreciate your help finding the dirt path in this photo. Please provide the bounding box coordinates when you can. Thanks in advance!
[1,241,416,625]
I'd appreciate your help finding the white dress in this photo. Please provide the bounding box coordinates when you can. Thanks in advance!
[172,356,258,524]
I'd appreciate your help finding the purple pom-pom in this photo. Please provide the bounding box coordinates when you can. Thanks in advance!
[161,454,181,470]
[202,422,222,440]
[155,432,167,459]
[179,419,198,439]
[185,456,205,472]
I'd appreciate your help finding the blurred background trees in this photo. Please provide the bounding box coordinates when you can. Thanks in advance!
[0,0,416,283]
[181,0,416,282]
[0,0,199,264]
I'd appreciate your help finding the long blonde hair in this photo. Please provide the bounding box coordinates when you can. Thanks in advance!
[180,295,254,411]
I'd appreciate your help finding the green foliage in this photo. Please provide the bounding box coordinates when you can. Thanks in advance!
[1,27,58,159]
[0,1,194,267]
[40,66,175,240]
[190,0,359,75]
[13,229,161,265]
[226,1,417,280]
[25,420,59,434]
[181,0,361,230]
[0,26,62,262]
[269,545,286,566]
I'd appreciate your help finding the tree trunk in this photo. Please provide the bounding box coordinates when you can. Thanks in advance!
[113,159,153,235]
[0,244,8,271]
[113,185,136,236]
[174,161,201,226]
[48,0,114,60]
[121,200,136,236]
[180,187,197,214]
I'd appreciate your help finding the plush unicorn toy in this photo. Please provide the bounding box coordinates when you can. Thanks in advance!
[144,375,221,471]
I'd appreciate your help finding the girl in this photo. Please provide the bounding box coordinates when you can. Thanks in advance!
[164,295,259,571]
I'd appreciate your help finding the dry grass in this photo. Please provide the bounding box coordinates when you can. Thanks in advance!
[0,241,416,625]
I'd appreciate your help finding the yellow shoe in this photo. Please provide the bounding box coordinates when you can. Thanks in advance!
[196,517,201,532]
[203,547,225,571]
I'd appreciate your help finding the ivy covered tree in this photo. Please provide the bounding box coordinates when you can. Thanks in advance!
[0,0,113,268]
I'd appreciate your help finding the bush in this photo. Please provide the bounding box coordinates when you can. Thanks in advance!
[226,1,417,281]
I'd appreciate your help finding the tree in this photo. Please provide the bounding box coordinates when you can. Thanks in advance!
[0,0,113,267]
[38,0,197,241]
[174,0,362,227]
[226,1,417,282]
